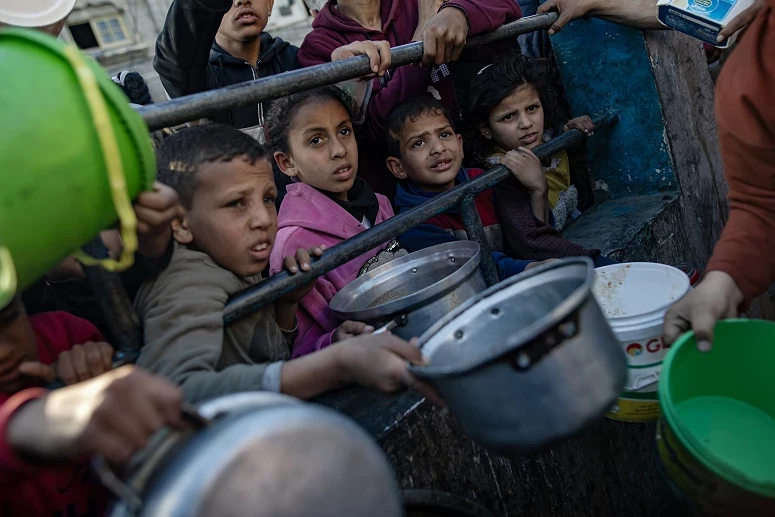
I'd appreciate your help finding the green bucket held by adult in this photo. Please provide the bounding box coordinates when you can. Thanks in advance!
[0,28,155,308]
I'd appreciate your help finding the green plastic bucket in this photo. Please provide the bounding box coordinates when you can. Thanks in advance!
[658,319,775,516]
[0,28,155,307]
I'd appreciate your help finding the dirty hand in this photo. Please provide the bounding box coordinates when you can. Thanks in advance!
[563,115,595,135]
[19,341,114,385]
[331,41,392,78]
[333,320,375,343]
[337,334,445,406]
[525,258,561,271]
[279,245,326,303]
[663,271,744,352]
[135,181,181,259]
[500,148,547,193]
[537,0,598,35]
[421,6,468,66]
[6,366,185,465]
[718,0,764,42]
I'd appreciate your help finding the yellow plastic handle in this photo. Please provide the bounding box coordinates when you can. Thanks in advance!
[62,45,138,272]
[0,247,18,311]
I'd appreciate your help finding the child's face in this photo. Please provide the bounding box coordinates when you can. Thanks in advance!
[386,111,463,192]
[0,298,37,394]
[482,84,545,152]
[218,0,273,43]
[274,98,358,201]
[173,157,278,277]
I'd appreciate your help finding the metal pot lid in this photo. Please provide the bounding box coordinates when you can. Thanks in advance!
[411,257,594,378]
[329,241,481,322]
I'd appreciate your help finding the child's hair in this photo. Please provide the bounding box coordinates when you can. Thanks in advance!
[264,86,355,155]
[156,124,268,208]
[463,52,562,167]
[112,71,153,106]
[385,97,454,159]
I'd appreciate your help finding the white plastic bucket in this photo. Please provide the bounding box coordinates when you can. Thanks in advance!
[593,263,690,422]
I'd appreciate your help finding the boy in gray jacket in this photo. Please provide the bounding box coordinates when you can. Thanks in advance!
[136,125,440,404]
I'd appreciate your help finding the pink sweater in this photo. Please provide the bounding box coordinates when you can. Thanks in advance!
[269,182,394,357]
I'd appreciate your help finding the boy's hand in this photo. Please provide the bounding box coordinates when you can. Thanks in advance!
[333,321,375,343]
[563,115,594,135]
[7,366,185,465]
[500,148,547,193]
[18,342,114,385]
[663,271,744,352]
[331,41,392,78]
[280,246,326,303]
[336,334,445,406]
[135,182,181,259]
[421,6,468,66]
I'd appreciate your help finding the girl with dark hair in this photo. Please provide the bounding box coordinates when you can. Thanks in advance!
[464,53,594,230]
[265,86,406,359]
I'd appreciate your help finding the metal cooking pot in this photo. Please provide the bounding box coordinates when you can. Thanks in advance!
[329,241,487,340]
[410,258,626,455]
[104,392,403,517]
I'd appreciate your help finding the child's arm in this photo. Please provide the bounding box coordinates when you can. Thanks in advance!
[499,149,550,223]
[278,334,442,405]
[273,246,326,331]
[18,342,113,386]
[2,367,184,473]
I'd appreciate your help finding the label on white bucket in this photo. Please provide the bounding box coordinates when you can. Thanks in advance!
[594,263,691,423]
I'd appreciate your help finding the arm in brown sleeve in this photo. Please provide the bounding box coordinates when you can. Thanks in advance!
[706,5,775,304]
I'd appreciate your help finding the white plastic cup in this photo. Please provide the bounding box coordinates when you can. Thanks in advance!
[593,263,690,422]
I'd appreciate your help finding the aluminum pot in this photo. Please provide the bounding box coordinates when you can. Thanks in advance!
[104,392,402,517]
[329,241,487,340]
[410,258,626,455]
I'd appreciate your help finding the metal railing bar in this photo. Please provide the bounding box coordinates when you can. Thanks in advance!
[459,195,499,286]
[137,13,559,131]
[224,110,618,323]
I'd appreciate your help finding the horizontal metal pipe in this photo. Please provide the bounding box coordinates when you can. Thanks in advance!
[224,110,618,323]
[138,13,558,131]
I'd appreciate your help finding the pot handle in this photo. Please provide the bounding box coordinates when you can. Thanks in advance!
[92,403,211,513]
[508,312,581,372]
[373,313,408,335]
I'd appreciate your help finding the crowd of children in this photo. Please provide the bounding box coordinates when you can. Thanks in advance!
[9,0,772,514]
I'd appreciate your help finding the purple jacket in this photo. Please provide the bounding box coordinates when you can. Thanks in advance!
[269,182,394,358]
[298,0,521,195]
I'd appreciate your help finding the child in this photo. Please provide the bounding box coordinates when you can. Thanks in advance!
[136,124,438,405]
[0,295,124,516]
[386,97,612,271]
[465,53,595,232]
[266,87,407,358]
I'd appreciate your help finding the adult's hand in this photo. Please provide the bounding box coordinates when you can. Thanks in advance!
[717,0,765,42]
[663,271,744,352]
[538,0,599,35]
[421,7,468,66]
[7,366,185,465]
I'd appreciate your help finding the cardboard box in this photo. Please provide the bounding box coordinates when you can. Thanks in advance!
[657,0,754,48]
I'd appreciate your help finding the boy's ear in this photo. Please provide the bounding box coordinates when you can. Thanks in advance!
[274,151,298,178]
[478,122,492,140]
[456,133,464,158]
[171,211,194,245]
[386,157,408,180]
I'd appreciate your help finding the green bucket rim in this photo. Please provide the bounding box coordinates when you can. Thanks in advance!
[659,319,775,498]
[0,27,156,193]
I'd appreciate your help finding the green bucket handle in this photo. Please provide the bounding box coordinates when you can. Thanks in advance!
[63,44,138,272]
[0,247,18,310]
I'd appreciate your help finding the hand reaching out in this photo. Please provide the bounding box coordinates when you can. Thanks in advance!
[563,115,595,135]
[6,366,185,465]
[663,271,744,352]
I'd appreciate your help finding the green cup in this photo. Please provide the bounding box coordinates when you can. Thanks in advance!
[0,28,155,306]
